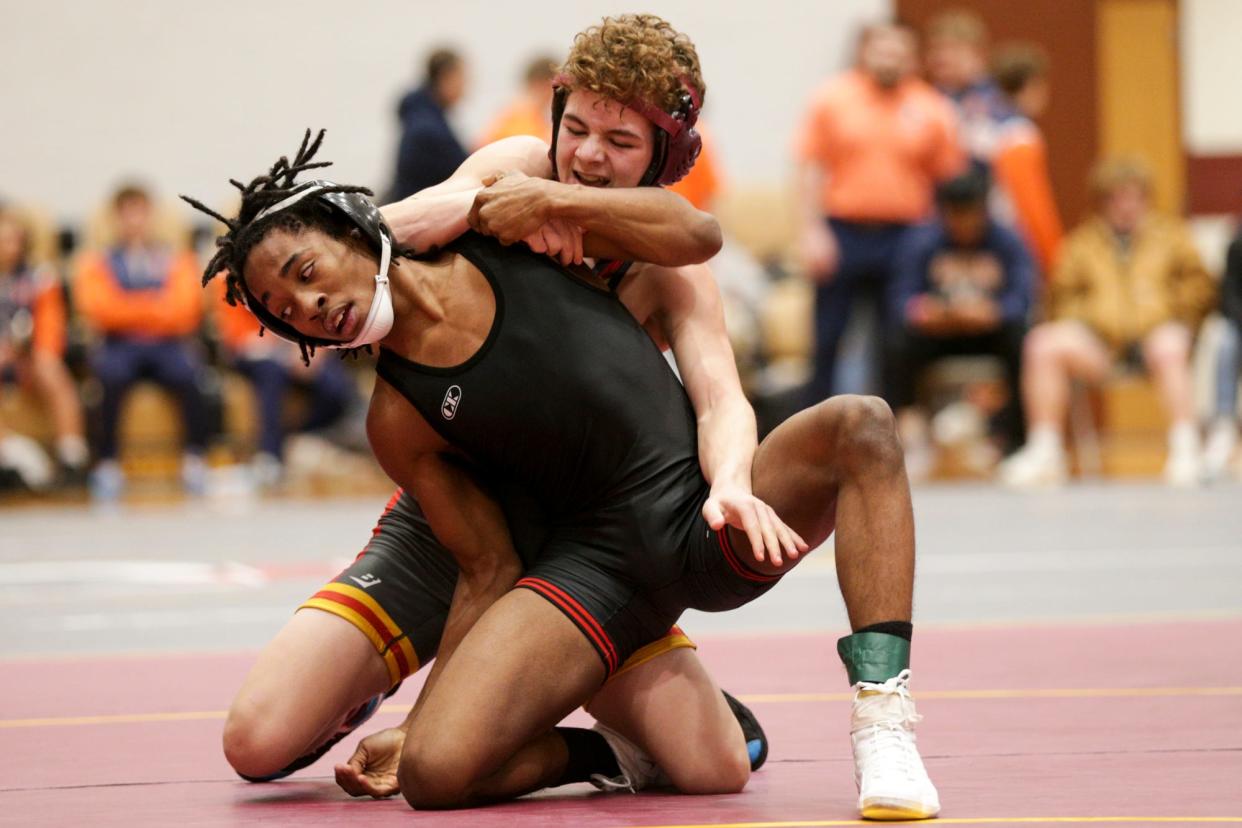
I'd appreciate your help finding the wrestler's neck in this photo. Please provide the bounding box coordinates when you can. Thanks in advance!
[380,251,471,349]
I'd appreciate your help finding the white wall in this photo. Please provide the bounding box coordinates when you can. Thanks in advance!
[0,0,887,222]
[1181,0,1242,156]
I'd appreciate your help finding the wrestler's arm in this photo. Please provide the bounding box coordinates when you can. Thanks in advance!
[380,135,722,266]
[469,172,722,267]
[365,379,522,729]
[645,263,806,564]
[380,136,553,253]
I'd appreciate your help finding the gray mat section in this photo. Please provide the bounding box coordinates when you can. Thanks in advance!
[1,483,1239,657]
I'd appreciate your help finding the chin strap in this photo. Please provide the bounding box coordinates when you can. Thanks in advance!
[326,231,395,350]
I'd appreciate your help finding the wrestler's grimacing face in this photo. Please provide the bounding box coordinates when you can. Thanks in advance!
[555,89,655,190]
[243,226,378,343]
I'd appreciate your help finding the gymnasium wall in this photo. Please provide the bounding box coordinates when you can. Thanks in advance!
[0,0,888,222]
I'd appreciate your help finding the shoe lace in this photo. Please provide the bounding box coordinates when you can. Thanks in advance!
[852,670,926,783]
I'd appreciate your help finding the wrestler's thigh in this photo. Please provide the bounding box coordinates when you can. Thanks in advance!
[402,589,605,783]
[587,647,748,794]
[224,609,391,774]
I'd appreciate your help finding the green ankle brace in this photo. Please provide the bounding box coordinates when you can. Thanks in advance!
[837,631,911,685]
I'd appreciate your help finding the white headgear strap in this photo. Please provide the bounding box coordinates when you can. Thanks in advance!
[329,232,394,350]
[252,183,396,350]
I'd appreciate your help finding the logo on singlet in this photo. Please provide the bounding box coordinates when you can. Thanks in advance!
[441,385,463,420]
[350,573,382,589]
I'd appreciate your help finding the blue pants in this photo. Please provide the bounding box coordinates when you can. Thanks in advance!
[91,337,209,460]
[807,219,910,405]
[236,356,356,458]
[1215,319,1242,418]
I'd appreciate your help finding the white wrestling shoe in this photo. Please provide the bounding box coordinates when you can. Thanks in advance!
[588,723,662,793]
[851,669,940,820]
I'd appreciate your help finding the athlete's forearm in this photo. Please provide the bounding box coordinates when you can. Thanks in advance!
[697,394,759,493]
[399,565,520,733]
[548,184,722,267]
[380,186,478,254]
[380,135,553,254]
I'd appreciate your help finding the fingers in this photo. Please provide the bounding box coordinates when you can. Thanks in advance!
[524,229,548,254]
[481,173,500,187]
[701,498,725,530]
[738,507,766,565]
[334,763,364,797]
[754,504,783,568]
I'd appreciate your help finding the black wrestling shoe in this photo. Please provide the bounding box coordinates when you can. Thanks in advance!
[239,681,402,783]
[723,689,769,771]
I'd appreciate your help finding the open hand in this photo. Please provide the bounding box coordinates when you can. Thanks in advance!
[702,485,809,568]
[334,726,406,798]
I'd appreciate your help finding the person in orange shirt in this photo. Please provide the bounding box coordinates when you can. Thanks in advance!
[668,121,722,212]
[479,55,558,146]
[989,44,1062,277]
[74,185,209,500]
[796,22,964,404]
[212,280,358,488]
[0,209,89,489]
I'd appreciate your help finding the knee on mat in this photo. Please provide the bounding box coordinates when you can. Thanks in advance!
[819,395,902,473]
[221,701,300,779]
[398,743,476,810]
[665,742,750,795]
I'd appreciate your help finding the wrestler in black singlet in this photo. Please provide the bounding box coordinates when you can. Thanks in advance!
[376,232,781,675]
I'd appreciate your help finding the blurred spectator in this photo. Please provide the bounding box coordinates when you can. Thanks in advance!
[925,9,1005,168]
[990,43,1063,277]
[390,47,469,200]
[795,22,964,403]
[669,121,724,213]
[213,282,358,490]
[479,55,557,145]
[1204,229,1242,479]
[886,171,1035,477]
[0,209,88,489]
[74,185,208,500]
[998,159,1216,488]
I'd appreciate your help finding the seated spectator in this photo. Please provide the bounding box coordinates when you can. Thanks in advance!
[74,185,208,500]
[1205,229,1242,479]
[212,281,358,489]
[389,47,469,201]
[478,55,557,145]
[999,158,1216,488]
[885,171,1035,478]
[990,43,1063,277]
[0,209,89,489]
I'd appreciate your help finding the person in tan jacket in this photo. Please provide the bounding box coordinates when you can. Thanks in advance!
[999,158,1216,487]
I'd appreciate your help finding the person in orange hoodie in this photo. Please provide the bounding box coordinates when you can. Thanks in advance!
[989,43,1063,277]
[74,185,208,500]
[0,209,89,489]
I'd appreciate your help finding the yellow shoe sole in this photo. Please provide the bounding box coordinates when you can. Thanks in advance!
[860,800,940,820]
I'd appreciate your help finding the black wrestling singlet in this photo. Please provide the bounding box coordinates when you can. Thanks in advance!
[376,232,708,584]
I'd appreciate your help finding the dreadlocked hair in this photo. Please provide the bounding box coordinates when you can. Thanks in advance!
[181,128,413,365]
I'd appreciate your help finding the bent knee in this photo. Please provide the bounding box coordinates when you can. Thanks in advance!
[222,706,296,779]
[398,747,475,810]
[668,749,750,795]
[819,395,901,470]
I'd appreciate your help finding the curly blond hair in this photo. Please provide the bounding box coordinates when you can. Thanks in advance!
[560,14,705,114]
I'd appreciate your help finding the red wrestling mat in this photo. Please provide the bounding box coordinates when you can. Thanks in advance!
[2,619,1241,827]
